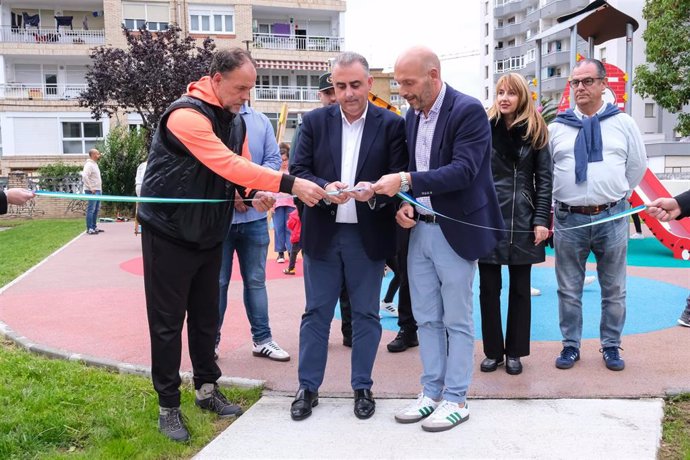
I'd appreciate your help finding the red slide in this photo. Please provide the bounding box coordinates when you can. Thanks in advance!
[629,169,690,260]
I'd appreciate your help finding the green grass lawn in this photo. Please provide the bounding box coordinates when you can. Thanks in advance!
[0,219,262,458]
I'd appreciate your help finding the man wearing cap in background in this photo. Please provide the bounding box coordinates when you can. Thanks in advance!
[291,72,354,348]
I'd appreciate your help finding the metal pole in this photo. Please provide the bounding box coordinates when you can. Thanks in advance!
[625,22,633,115]
[569,25,578,109]
[535,38,542,105]
[588,36,594,58]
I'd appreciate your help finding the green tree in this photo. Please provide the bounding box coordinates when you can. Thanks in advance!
[633,0,690,136]
[97,126,148,215]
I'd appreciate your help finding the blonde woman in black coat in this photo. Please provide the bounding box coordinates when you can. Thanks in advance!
[479,73,552,375]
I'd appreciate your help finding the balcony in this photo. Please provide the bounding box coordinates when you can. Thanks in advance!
[494,21,529,40]
[540,0,589,19]
[541,76,568,93]
[0,83,86,100]
[252,33,342,52]
[494,0,525,18]
[254,85,319,103]
[542,50,570,67]
[0,26,105,45]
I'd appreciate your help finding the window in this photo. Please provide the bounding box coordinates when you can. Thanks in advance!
[485,1,489,16]
[508,39,515,47]
[485,66,489,79]
[62,122,103,154]
[599,47,607,63]
[485,23,489,37]
[122,2,169,31]
[485,44,489,55]
[485,86,489,100]
[645,103,655,118]
[189,5,235,34]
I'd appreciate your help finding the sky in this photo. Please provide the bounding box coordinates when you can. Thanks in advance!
[343,0,483,99]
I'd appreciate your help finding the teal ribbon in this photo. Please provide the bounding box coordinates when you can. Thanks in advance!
[35,191,228,203]
[396,192,646,232]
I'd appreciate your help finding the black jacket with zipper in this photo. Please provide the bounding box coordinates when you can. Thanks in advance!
[479,118,552,265]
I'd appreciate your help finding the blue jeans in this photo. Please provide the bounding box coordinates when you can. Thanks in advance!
[85,190,101,230]
[273,206,294,253]
[408,222,476,404]
[217,218,272,346]
[554,200,629,349]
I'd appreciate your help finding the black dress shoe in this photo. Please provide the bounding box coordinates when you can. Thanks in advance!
[506,356,523,375]
[480,357,504,372]
[343,336,352,348]
[387,330,419,353]
[290,389,318,421]
[353,389,375,419]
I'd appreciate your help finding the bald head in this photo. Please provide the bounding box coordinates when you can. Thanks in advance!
[394,46,443,115]
[395,46,441,76]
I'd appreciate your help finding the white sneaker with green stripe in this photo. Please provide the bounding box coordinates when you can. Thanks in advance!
[421,399,469,432]
[394,393,439,423]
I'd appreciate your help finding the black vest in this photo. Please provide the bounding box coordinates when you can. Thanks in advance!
[137,95,246,249]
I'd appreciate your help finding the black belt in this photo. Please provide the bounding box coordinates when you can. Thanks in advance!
[558,199,622,216]
[416,213,438,224]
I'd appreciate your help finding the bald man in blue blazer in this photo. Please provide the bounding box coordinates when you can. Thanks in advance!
[374,46,503,433]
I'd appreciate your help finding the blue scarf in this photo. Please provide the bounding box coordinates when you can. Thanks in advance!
[553,103,621,183]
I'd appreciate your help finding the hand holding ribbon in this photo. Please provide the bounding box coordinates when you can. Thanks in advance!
[645,197,681,222]
[325,181,351,205]
[252,191,275,212]
[372,173,404,197]
[396,202,416,228]
[347,182,375,202]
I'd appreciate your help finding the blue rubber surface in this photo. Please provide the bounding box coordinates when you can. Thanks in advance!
[335,267,688,341]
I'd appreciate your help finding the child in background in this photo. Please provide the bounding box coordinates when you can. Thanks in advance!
[273,142,295,263]
[283,207,302,275]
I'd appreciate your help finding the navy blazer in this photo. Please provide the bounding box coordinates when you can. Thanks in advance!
[408,85,504,260]
[292,102,408,261]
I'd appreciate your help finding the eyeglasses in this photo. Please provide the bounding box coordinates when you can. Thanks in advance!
[568,77,603,88]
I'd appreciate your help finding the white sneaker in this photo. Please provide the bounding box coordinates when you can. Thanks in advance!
[421,399,470,432]
[630,232,644,240]
[276,257,286,263]
[252,340,290,362]
[530,286,541,296]
[394,393,439,423]
[380,301,399,317]
[583,275,596,286]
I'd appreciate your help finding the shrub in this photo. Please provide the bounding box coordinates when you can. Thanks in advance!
[97,126,148,216]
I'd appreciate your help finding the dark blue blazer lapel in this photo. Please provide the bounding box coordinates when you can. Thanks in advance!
[406,110,420,172]
[429,88,454,170]
[328,105,342,179]
[356,103,382,178]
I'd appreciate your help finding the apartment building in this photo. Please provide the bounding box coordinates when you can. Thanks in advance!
[479,0,681,143]
[0,0,345,175]
[480,0,686,173]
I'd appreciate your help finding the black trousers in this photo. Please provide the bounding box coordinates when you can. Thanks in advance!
[478,263,532,359]
[142,229,222,407]
[389,227,415,333]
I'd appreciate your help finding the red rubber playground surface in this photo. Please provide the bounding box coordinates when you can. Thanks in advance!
[1,221,688,399]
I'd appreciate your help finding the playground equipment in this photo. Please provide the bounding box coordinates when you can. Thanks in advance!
[630,170,690,260]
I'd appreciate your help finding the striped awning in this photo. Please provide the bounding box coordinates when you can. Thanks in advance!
[255,59,329,71]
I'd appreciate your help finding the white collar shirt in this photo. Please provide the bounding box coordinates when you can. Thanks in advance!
[414,83,447,214]
[336,104,368,223]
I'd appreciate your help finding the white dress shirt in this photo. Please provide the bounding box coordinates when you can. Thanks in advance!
[336,105,368,223]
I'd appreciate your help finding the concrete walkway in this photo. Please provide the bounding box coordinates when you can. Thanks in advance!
[194,396,664,459]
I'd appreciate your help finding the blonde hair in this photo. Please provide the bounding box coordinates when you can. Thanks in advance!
[487,73,548,150]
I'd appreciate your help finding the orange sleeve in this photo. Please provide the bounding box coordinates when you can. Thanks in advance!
[167,108,281,192]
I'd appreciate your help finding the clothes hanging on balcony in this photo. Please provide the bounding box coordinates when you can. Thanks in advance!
[11,12,23,29]
[55,16,73,31]
[22,13,40,28]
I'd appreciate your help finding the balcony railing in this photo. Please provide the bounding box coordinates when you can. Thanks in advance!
[0,83,87,100]
[0,26,105,45]
[252,33,342,52]
[254,85,319,102]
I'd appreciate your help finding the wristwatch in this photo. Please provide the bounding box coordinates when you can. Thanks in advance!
[399,172,410,193]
